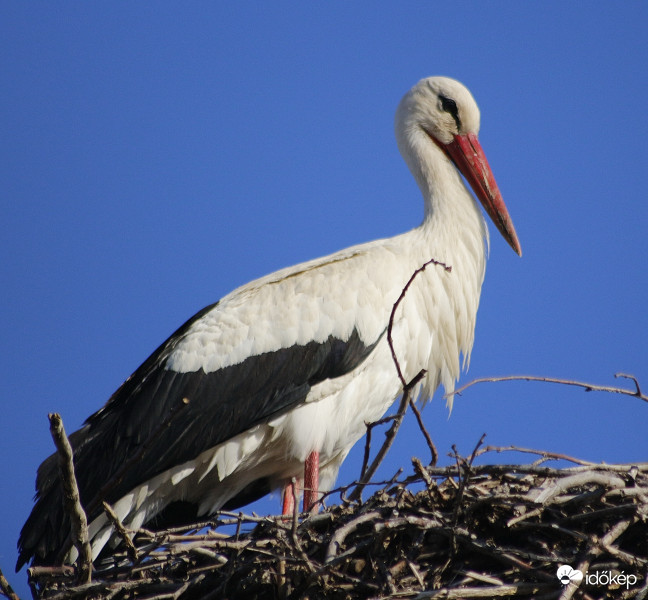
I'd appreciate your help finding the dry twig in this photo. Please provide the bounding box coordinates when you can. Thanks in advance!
[351,257,449,500]
[48,413,92,584]
[0,566,20,600]
[101,502,138,563]
[451,373,648,404]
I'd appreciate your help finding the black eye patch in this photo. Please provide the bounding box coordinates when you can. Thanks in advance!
[439,95,461,131]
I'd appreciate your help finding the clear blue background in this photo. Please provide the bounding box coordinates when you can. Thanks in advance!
[2,3,647,595]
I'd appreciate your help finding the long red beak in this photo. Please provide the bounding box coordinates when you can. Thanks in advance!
[443,132,522,256]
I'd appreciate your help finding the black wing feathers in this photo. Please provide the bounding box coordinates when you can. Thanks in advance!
[96,327,378,499]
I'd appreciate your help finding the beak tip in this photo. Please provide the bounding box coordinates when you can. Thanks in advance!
[503,230,522,256]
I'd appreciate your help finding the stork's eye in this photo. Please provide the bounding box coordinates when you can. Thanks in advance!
[439,95,458,116]
[439,95,461,130]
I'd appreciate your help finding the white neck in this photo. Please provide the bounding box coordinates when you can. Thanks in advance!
[397,124,488,252]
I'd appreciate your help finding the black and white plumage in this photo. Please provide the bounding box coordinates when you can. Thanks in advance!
[17,76,521,570]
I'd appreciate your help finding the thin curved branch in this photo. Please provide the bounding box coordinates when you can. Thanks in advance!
[408,398,438,466]
[387,257,451,388]
[473,444,596,466]
[350,257,450,501]
[450,373,648,404]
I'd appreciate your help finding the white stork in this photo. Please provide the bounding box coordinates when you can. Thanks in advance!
[17,76,520,570]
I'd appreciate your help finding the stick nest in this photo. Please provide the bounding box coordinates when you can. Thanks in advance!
[27,452,648,600]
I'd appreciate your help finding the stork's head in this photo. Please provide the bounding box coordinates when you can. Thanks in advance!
[397,76,481,144]
[396,76,521,256]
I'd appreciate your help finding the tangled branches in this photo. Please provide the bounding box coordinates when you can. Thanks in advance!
[22,450,648,600]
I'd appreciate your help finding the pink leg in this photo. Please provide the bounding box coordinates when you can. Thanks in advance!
[303,450,320,513]
[282,478,300,515]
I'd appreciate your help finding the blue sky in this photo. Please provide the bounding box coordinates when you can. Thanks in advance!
[2,3,647,594]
